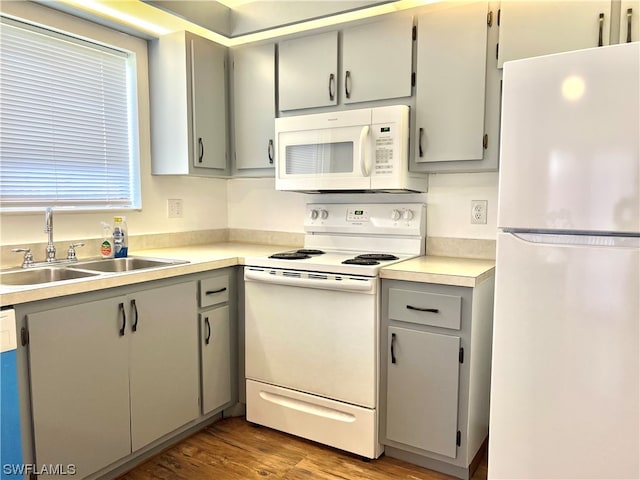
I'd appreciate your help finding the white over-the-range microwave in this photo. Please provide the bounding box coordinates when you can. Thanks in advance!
[275,105,427,192]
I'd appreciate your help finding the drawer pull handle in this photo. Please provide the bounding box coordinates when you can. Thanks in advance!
[406,305,439,313]
[206,287,227,295]
[204,317,211,345]
[391,333,397,364]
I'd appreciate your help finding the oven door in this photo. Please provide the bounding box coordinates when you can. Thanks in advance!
[244,267,378,408]
[275,112,373,192]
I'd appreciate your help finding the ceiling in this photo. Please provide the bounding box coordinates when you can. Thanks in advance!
[43,0,429,46]
[144,1,399,38]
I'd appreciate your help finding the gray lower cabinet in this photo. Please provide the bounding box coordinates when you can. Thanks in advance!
[26,280,199,479]
[386,327,461,458]
[200,305,231,414]
[380,277,495,480]
[198,269,236,415]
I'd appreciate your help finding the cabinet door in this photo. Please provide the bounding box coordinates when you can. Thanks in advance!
[278,31,338,111]
[342,16,413,104]
[191,35,227,170]
[386,326,460,458]
[200,305,231,415]
[232,43,276,170]
[415,2,488,163]
[128,281,199,451]
[497,1,612,68]
[620,1,640,43]
[28,298,131,479]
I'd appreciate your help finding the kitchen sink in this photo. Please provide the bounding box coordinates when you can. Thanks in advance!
[71,257,188,273]
[0,267,100,286]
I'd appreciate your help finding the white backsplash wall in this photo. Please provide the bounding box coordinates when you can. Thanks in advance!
[226,173,498,241]
[427,172,499,240]
[227,178,307,232]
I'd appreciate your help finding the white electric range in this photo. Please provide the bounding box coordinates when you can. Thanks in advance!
[244,202,426,459]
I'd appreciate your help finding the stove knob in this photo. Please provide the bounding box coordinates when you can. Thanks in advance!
[402,209,414,221]
[320,209,329,219]
[391,209,401,221]
[309,209,319,220]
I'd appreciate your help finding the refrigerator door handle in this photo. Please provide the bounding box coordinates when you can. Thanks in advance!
[507,231,640,248]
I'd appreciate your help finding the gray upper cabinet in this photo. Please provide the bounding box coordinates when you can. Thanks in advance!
[497,1,612,68]
[278,31,338,111]
[412,1,501,173]
[231,43,276,172]
[342,15,413,104]
[278,15,413,112]
[150,31,228,176]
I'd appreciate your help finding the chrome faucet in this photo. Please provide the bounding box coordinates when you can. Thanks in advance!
[44,207,56,262]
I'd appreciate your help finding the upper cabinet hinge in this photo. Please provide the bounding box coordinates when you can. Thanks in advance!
[21,326,29,346]
[487,11,493,27]
[456,430,461,446]
[411,72,416,87]
[483,134,488,149]
[412,25,417,41]
[459,347,464,364]
[497,8,501,26]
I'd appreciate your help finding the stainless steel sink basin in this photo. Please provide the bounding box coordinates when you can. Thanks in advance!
[71,257,188,273]
[0,267,100,286]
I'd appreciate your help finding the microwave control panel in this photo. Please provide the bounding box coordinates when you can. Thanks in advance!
[373,124,396,175]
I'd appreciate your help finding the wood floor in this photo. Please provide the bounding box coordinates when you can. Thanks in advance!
[118,416,488,480]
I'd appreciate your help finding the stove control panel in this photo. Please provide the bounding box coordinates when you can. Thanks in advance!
[305,203,426,237]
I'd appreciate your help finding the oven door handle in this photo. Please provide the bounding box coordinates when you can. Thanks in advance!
[244,268,375,292]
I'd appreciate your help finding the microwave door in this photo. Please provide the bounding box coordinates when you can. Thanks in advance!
[277,125,371,191]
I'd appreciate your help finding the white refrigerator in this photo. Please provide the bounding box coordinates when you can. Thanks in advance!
[489,43,639,479]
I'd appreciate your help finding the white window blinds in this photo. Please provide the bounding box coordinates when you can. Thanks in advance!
[0,18,141,211]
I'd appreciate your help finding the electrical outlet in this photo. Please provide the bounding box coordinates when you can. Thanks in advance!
[167,198,183,218]
[470,200,488,224]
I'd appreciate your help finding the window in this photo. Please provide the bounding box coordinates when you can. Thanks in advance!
[0,17,141,211]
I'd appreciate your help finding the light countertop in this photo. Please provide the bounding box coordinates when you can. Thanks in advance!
[380,256,495,287]
[0,243,291,306]
[1,243,495,306]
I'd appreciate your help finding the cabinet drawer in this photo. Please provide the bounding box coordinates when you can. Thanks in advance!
[388,288,461,330]
[199,275,229,308]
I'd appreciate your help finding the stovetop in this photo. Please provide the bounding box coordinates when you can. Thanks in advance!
[244,202,426,277]
[245,249,416,277]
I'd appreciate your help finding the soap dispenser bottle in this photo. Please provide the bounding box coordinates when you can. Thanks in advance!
[113,216,128,258]
[100,221,114,258]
